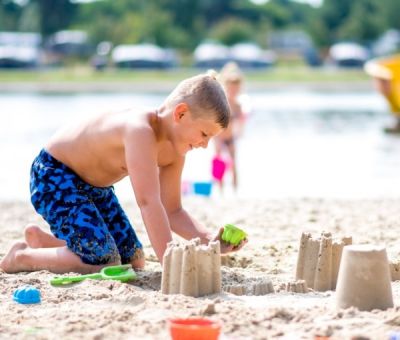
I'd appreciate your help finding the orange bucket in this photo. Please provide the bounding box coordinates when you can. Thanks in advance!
[169,318,221,340]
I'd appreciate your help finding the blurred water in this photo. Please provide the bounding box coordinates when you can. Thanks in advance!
[0,90,399,201]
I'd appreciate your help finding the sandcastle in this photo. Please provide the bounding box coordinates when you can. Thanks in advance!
[295,232,352,291]
[336,245,393,311]
[224,279,274,296]
[161,238,221,297]
[285,280,308,293]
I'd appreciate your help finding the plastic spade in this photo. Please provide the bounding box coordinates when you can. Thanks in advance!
[50,264,137,286]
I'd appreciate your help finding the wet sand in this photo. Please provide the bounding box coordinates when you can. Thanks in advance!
[1,197,400,339]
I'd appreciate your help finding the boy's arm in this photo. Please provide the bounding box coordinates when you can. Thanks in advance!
[125,126,173,264]
[160,157,248,253]
[159,156,213,244]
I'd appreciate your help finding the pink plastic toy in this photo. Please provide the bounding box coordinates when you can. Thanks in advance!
[211,156,227,182]
[181,180,192,195]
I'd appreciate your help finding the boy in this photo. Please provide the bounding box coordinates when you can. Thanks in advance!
[0,71,246,274]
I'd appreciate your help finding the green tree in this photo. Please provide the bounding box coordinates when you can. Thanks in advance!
[18,1,40,32]
[0,0,23,31]
[73,0,141,44]
[307,14,330,48]
[196,0,236,27]
[75,0,191,49]
[32,0,77,37]
[7,0,395,54]
[209,17,255,46]
[337,0,385,43]
[319,0,352,42]
[382,0,400,30]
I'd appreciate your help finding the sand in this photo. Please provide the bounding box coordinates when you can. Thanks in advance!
[1,197,400,339]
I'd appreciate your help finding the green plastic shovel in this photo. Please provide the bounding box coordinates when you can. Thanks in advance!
[50,264,137,286]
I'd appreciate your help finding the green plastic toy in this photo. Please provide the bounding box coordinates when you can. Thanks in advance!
[50,264,137,286]
[221,224,247,246]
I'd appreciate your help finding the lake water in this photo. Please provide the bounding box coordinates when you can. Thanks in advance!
[1,90,399,202]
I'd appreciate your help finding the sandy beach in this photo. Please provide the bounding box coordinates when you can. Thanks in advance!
[1,197,400,339]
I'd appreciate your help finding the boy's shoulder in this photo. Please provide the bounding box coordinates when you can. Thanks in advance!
[120,107,151,124]
[122,109,161,146]
[119,108,157,134]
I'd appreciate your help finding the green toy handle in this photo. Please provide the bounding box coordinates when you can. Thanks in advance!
[50,272,102,286]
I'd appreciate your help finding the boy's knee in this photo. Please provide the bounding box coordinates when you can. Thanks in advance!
[82,252,121,267]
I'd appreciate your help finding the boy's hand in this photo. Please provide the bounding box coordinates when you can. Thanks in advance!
[213,227,248,254]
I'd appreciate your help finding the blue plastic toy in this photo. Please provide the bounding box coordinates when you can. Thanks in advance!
[13,285,41,304]
[389,332,400,340]
[193,181,212,196]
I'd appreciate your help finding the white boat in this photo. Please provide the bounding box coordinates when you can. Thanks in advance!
[0,32,41,68]
[112,43,177,69]
[328,42,369,67]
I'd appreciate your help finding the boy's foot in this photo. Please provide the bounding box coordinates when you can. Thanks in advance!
[24,224,65,248]
[0,241,28,273]
[130,248,146,270]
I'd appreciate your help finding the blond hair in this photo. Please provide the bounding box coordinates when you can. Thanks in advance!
[165,71,230,129]
[219,62,243,85]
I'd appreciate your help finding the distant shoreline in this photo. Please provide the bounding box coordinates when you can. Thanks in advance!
[0,80,374,93]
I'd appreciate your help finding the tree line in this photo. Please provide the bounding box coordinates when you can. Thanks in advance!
[1,0,399,50]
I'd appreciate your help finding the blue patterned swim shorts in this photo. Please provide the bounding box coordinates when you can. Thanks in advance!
[30,149,143,265]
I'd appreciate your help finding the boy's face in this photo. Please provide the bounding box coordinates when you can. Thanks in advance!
[174,104,223,155]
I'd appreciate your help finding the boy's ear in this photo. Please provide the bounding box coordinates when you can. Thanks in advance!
[173,103,189,122]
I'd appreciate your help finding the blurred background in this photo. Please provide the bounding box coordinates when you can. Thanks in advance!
[0,0,399,70]
[1,0,400,201]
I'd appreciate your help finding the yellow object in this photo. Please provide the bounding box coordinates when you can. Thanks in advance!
[364,54,400,116]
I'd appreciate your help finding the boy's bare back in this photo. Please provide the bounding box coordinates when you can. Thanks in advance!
[46,108,175,188]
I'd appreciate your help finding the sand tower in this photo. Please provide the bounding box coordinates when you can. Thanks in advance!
[224,279,275,296]
[336,245,393,311]
[161,238,221,297]
[285,280,308,293]
[295,232,352,291]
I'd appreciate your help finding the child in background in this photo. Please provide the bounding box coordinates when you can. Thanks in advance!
[0,71,247,275]
[364,55,400,134]
[213,62,247,191]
